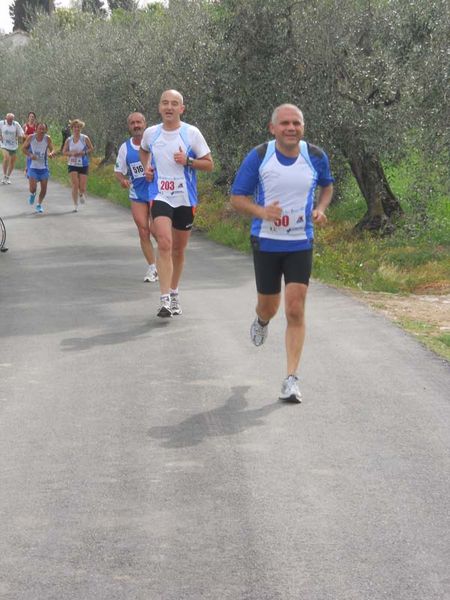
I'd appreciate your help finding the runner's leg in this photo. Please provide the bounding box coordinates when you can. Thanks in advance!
[171,229,191,290]
[284,282,308,375]
[131,201,156,265]
[153,216,173,295]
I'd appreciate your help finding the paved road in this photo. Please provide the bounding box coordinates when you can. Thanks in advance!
[1,175,449,600]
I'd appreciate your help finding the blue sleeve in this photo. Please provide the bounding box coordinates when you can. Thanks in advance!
[231,148,262,196]
[310,149,334,187]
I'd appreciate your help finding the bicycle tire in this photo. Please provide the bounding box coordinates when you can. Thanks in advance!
[0,217,6,251]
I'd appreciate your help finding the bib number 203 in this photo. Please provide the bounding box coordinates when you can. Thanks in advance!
[160,180,175,191]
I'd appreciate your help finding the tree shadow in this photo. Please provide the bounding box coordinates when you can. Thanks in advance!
[148,385,285,448]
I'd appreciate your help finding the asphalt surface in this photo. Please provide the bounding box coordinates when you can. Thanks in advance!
[0,173,449,600]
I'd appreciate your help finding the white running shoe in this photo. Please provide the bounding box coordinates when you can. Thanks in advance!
[5,176,11,184]
[170,293,182,315]
[157,295,172,318]
[72,204,78,213]
[144,266,158,283]
[79,193,86,204]
[1,176,6,185]
[279,375,302,403]
[250,317,269,346]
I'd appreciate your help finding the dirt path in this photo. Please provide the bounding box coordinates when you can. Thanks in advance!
[347,289,450,360]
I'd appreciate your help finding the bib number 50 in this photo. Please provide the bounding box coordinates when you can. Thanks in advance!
[274,215,290,228]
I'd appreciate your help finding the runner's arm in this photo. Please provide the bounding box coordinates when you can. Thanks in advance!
[230,194,282,222]
[22,136,31,156]
[312,184,334,224]
[139,147,154,182]
[62,138,70,156]
[173,147,214,172]
[187,152,214,172]
[83,136,94,156]
[47,136,55,158]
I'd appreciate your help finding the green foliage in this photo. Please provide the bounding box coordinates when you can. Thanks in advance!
[9,0,53,32]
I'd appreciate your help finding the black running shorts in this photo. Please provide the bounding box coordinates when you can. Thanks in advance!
[251,237,313,295]
[68,165,89,175]
[151,201,196,231]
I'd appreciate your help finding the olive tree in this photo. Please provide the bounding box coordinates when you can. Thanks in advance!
[206,0,449,231]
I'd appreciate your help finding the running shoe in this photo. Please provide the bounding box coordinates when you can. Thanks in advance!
[1,176,6,185]
[79,193,86,204]
[250,317,269,346]
[144,266,158,283]
[35,204,44,213]
[5,176,11,184]
[170,293,182,315]
[28,192,36,205]
[157,295,172,318]
[72,204,78,213]
[279,375,302,403]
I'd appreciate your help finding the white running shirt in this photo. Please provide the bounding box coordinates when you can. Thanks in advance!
[140,123,210,207]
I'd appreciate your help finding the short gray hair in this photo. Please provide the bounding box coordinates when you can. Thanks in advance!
[271,104,304,125]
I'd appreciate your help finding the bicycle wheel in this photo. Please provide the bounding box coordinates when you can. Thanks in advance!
[0,217,7,251]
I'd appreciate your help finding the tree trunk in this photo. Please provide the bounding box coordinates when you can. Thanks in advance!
[346,150,403,232]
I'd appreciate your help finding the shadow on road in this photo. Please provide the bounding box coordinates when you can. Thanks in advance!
[148,385,285,448]
[60,320,170,351]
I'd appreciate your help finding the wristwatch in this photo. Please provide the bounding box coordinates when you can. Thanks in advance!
[186,156,194,168]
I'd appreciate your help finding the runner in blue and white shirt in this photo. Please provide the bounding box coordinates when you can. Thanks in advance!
[140,89,214,318]
[231,103,334,403]
[22,122,55,214]
[114,112,158,283]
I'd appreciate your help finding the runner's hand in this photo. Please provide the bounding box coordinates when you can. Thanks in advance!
[144,166,155,182]
[174,146,186,166]
[313,209,327,225]
[263,200,282,222]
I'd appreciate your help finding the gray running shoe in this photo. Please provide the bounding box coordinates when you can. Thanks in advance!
[144,266,158,283]
[170,293,182,315]
[79,193,86,204]
[279,375,302,403]
[157,295,172,318]
[250,317,268,346]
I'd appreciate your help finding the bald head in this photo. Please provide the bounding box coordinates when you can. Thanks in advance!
[160,89,184,105]
[271,104,304,126]
[158,89,185,129]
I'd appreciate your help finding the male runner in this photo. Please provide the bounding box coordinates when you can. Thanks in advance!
[231,104,334,402]
[115,112,158,283]
[140,89,214,317]
[0,113,24,184]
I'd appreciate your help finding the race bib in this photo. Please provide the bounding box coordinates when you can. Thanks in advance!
[68,156,83,167]
[129,161,145,179]
[260,207,307,239]
[158,176,187,198]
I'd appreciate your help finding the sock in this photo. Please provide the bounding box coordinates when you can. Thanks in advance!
[170,288,179,296]
[257,317,269,326]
